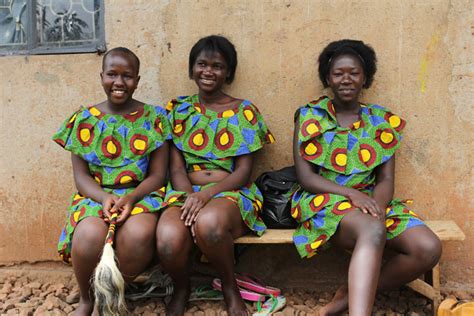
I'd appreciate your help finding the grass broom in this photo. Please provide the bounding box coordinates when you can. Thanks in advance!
[93,212,128,316]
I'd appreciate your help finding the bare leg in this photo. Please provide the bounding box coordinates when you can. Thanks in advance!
[71,217,108,316]
[319,211,386,316]
[378,225,442,290]
[156,206,194,316]
[194,198,249,316]
[115,213,159,282]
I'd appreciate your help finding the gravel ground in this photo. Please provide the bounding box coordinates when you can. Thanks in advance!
[0,269,472,315]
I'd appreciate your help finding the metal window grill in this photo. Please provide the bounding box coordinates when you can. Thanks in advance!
[0,0,105,55]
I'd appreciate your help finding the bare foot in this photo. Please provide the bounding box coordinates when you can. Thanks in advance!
[166,285,190,316]
[319,285,348,316]
[73,298,94,316]
[221,280,248,316]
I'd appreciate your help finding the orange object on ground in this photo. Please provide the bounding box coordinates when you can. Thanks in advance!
[438,298,474,316]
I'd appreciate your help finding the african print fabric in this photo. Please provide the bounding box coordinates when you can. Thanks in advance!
[166,95,274,234]
[291,96,424,258]
[53,104,172,263]
[164,183,267,236]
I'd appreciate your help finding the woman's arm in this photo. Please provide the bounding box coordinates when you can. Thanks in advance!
[72,153,111,203]
[372,156,395,214]
[112,141,170,223]
[292,119,383,218]
[169,142,194,194]
[181,153,253,226]
[71,153,119,219]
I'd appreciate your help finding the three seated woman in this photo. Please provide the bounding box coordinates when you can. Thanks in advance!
[53,36,441,316]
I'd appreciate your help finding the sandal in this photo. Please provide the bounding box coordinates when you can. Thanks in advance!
[235,273,281,296]
[125,283,174,301]
[253,295,286,316]
[212,278,266,302]
[189,285,224,301]
[126,266,174,301]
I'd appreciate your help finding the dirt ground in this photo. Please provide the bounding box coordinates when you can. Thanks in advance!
[0,263,472,315]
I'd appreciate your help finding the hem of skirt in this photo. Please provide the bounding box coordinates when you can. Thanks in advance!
[386,220,425,240]
[166,195,267,236]
[296,216,426,258]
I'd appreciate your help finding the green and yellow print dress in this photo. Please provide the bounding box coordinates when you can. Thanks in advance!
[292,96,424,258]
[165,95,275,236]
[52,104,172,263]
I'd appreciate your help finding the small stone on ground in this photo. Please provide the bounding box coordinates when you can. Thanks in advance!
[0,270,472,315]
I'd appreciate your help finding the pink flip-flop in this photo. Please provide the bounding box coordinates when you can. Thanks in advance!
[212,278,266,302]
[235,273,281,296]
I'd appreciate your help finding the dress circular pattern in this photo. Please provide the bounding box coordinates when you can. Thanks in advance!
[165,95,274,235]
[52,104,172,263]
[292,96,424,258]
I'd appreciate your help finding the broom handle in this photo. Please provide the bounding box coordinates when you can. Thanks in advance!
[105,213,118,246]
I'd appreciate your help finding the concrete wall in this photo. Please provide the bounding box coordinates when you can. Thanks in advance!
[0,0,472,290]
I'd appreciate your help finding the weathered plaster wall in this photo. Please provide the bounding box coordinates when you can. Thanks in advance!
[0,0,472,289]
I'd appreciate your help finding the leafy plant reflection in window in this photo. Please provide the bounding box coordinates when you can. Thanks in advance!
[0,0,104,55]
[43,9,88,42]
[39,0,98,46]
[0,0,27,45]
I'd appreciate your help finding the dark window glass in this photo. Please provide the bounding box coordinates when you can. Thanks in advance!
[1,0,105,55]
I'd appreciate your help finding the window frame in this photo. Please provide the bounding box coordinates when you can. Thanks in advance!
[0,0,106,56]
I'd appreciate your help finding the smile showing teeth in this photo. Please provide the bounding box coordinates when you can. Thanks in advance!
[112,90,125,96]
[200,79,214,84]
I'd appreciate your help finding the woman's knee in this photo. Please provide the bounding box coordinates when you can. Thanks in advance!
[124,215,157,243]
[125,226,155,247]
[194,211,229,246]
[341,213,387,247]
[72,217,107,256]
[156,227,191,260]
[116,214,158,258]
[357,219,387,248]
[411,232,442,269]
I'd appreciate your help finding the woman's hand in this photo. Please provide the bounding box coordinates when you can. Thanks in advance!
[190,223,197,244]
[101,193,120,221]
[347,190,385,220]
[110,194,138,224]
[181,190,213,226]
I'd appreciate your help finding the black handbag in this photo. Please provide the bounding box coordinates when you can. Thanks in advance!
[255,166,299,229]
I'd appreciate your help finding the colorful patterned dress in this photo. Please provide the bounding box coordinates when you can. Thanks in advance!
[52,104,172,263]
[165,95,275,236]
[291,96,424,258]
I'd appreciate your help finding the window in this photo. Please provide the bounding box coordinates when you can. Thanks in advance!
[0,0,105,55]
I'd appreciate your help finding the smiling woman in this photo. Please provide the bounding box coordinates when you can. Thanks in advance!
[99,48,141,113]
[156,35,274,316]
[291,39,442,315]
[192,51,228,95]
[52,47,171,316]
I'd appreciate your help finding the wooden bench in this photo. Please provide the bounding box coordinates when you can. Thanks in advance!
[235,220,465,315]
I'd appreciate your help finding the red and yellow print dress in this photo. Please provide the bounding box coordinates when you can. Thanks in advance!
[165,95,275,235]
[52,104,172,263]
[291,96,424,258]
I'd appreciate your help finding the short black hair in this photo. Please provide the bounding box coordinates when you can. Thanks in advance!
[102,47,140,75]
[189,35,238,84]
[318,39,377,89]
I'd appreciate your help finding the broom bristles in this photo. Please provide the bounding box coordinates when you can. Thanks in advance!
[94,243,127,316]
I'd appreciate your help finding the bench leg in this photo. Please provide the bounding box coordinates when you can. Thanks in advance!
[431,263,441,316]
